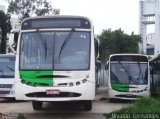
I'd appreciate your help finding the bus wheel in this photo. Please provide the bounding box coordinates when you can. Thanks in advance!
[32,101,43,110]
[84,100,92,111]
[109,98,116,103]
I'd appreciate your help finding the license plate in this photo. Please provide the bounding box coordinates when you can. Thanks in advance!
[46,90,60,95]
[126,94,133,97]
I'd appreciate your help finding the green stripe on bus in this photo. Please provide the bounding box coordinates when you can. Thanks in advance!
[111,84,129,92]
[19,71,53,87]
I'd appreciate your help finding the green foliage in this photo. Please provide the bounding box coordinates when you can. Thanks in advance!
[0,10,12,54]
[116,97,160,113]
[7,0,59,21]
[17,114,25,119]
[6,0,59,51]
[98,29,142,62]
[105,97,160,119]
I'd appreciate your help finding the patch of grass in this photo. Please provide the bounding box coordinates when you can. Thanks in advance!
[105,97,160,119]
[17,114,25,119]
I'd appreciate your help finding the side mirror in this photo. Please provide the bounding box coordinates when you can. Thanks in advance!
[96,60,101,69]
[94,37,99,59]
[105,64,108,70]
[150,66,154,75]
[105,61,109,70]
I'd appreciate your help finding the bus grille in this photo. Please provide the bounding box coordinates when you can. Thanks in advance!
[0,84,12,88]
[26,92,81,98]
[115,94,142,98]
[0,91,10,94]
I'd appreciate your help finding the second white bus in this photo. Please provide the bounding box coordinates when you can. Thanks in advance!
[106,54,150,100]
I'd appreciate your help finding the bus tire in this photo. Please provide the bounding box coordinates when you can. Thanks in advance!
[109,98,116,103]
[32,101,43,110]
[84,100,92,111]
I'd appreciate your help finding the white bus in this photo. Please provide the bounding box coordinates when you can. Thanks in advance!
[0,54,15,99]
[106,54,150,100]
[149,53,160,96]
[15,15,98,110]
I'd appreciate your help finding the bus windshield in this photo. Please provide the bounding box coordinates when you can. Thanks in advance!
[110,62,148,85]
[0,57,15,78]
[20,31,90,70]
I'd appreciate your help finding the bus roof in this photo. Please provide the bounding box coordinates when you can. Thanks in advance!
[20,15,93,30]
[21,15,92,22]
[149,53,160,62]
[10,29,19,33]
[109,53,148,58]
[109,53,148,62]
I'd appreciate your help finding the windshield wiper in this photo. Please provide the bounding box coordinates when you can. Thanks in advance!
[58,28,75,60]
[37,29,47,59]
[0,69,4,78]
[137,60,143,80]
[118,61,131,82]
[6,66,15,72]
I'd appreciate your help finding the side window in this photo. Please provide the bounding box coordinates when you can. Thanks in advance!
[157,60,160,75]
[152,59,160,75]
[94,37,99,59]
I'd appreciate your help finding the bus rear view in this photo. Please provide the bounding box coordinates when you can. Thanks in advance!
[107,54,150,100]
[0,54,15,99]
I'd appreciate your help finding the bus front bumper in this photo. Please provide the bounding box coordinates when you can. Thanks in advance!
[108,89,150,100]
[15,81,95,101]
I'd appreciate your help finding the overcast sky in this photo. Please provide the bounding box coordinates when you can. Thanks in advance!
[1,0,140,35]
[51,0,140,35]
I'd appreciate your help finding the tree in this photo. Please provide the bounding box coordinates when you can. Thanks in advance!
[98,29,142,62]
[6,0,59,52]
[7,0,59,21]
[0,11,12,54]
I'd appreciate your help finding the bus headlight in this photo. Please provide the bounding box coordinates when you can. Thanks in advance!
[34,83,38,87]
[21,80,25,84]
[76,81,80,85]
[69,83,74,86]
[27,82,32,86]
[82,79,87,83]
[11,91,15,94]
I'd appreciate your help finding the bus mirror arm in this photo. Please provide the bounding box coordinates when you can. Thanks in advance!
[105,61,109,70]
[150,67,154,75]
[105,64,108,70]
[94,37,99,59]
